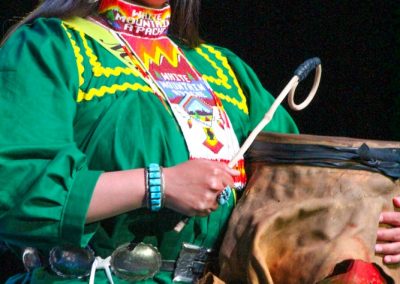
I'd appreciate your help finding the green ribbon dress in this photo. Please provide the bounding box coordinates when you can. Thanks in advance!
[0,17,298,283]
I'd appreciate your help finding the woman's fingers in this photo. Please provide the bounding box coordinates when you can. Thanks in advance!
[393,196,400,208]
[163,159,238,216]
[226,166,241,177]
[375,241,400,264]
[379,211,400,227]
[376,201,400,265]
[377,227,400,242]
[206,163,238,192]
[383,254,400,264]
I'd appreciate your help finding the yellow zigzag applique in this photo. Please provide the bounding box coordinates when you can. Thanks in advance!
[80,31,139,78]
[77,82,153,102]
[195,46,231,89]
[196,44,248,114]
[62,24,85,89]
[64,24,150,102]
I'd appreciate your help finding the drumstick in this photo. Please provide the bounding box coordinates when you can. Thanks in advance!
[174,58,322,233]
[228,57,322,168]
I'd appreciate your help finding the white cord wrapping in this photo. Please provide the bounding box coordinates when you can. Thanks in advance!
[89,256,114,284]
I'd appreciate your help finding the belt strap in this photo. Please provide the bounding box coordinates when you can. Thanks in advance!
[247,142,400,179]
[161,260,176,272]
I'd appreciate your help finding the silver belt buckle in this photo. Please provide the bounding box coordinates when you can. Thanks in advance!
[173,243,213,283]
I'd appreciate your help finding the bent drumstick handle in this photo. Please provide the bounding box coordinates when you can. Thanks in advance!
[294,57,321,82]
[228,57,322,168]
[175,58,322,233]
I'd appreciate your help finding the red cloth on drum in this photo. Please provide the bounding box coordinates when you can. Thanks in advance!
[319,259,389,284]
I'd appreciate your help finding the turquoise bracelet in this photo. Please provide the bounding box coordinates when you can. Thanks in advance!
[146,163,164,212]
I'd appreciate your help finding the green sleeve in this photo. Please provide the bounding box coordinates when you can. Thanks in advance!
[0,18,101,251]
[221,48,299,135]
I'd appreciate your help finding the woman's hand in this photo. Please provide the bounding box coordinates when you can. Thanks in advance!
[163,159,240,217]
[375,196,400,264]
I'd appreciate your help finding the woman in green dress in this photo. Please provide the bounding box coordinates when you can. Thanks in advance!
[0,0,298,283]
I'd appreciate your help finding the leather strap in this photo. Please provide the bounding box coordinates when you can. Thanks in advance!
[246,141,400,179]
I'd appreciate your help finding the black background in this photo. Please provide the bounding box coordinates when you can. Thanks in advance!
[200,1,399,140]
[0,0,399,280]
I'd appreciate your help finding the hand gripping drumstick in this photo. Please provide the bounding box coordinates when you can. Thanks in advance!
[174,57,322,233]
[228,57,322,167]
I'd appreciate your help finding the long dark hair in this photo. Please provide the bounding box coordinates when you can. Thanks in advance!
[2,0,202,47]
